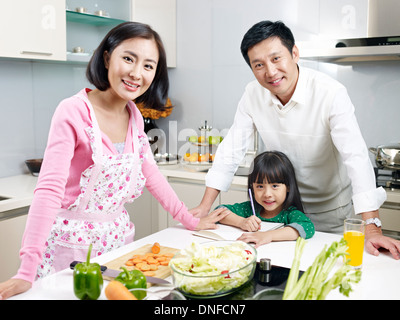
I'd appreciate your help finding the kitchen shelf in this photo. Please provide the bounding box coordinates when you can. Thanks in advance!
[66,10,126,26]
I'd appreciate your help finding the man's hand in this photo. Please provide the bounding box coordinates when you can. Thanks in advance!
[362,210,400,259]
[365,230,400,260]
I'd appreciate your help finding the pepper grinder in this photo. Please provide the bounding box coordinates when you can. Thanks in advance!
[257,258,272,284]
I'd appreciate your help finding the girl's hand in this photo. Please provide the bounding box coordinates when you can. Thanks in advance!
[195,207,231,230]
[239,215,261,232]
[237,231,272,248]
[0,278,31,300]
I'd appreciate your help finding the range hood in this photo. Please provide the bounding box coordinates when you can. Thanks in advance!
[297,0,400,63]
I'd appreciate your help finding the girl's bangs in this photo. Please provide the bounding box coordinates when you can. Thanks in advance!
[255,164,286,184]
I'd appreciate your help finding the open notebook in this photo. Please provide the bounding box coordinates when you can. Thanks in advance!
[193,222,284,241]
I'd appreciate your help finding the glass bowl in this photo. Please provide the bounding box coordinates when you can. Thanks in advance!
[169,241,257,299]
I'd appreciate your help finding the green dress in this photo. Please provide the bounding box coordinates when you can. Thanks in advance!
[216,202,315,239]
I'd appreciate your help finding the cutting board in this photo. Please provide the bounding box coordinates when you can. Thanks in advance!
[103,243,180,285]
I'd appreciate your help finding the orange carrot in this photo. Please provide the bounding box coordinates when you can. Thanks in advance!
[105,281,137,300]
[151,242,161,254]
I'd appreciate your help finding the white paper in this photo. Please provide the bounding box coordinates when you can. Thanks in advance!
[193,222,284,241]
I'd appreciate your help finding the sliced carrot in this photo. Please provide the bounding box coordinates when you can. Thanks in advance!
[132,258,144,265]
[151,242,161,254]
[138,263,150,271]
[160,261,170,266]
[149,264,158,271]
[156,256,166,262]
[146,257,159,264]
[105,281,137,300]
[125,260,134,266]
[143,271,156,277]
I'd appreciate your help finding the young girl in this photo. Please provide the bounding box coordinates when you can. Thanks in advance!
[0,22,228,300]
[217,151,315,248]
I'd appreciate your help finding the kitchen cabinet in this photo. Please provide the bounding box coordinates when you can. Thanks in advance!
[65,0,130,63]
[220,183,248,206]
[125,188,160,240]
[0,0,176,67]
[0,0,66,61]
[0,209,28,282]
[66,0,177,66]
[158,177,220,229]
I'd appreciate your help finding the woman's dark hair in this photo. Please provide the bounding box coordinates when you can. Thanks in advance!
[248,151,304,213]
[86,21,169,111]
[240,20,295,67]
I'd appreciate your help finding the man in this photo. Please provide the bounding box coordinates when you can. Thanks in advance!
[191,20,400,259]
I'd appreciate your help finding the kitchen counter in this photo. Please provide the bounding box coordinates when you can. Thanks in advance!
[7,225,400,300]
[0,166,247,216]
[0,174,38,220]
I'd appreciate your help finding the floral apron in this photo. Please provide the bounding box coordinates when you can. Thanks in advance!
[36,97,147,279]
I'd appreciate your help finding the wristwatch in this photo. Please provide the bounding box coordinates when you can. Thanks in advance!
[365,218,382,228]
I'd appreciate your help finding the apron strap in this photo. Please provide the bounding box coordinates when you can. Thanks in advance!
[74,94,141,212]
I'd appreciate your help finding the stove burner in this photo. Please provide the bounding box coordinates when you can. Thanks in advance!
[375,168,400,189]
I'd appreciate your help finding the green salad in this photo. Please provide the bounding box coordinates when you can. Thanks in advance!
[169,241,256,296]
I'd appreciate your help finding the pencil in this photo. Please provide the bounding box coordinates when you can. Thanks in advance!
[248,188,256,216]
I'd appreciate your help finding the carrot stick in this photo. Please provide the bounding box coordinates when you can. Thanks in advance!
[105,281,137,300]
[151,242,161,254]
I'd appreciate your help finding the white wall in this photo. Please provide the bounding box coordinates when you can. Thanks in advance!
[1,0,399,177]
[156,0,400,163]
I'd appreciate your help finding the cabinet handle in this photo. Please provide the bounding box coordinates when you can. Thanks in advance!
[20,50,53,56]
[381,202,400,210]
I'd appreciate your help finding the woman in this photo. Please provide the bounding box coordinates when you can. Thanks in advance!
[0,22,228,300]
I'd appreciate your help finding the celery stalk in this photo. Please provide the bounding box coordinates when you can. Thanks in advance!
[283,237,362,300]
[282,237,306,300]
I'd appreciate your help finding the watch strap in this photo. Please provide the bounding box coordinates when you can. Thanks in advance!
[365,217,382,228]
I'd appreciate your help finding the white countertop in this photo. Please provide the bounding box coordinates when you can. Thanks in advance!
[7,225,400,300]
[0,174,38,214]
[0,166,248,215]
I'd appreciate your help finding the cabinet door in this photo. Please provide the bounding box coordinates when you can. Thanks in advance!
[125,188,157,240]
[220,185,249,206]
[380,204,400,233]
[159,178,219,228]
[0,0,66,61]
[0,213,28,282]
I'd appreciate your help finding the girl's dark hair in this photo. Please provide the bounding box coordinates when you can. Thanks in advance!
[248,151,304,213]
[86,21,169,111]
[240,20,295,67]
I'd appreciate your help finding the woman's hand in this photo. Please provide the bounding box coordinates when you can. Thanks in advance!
[0,278,31,300]
[194,207,231,230]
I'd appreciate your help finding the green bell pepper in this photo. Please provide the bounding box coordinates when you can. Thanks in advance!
[73,244,103,300]
[115,267,147,299]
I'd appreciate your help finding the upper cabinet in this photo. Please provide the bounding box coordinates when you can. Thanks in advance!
[0,0,66,61]
[65,0,130,63]
[0,0,176,67]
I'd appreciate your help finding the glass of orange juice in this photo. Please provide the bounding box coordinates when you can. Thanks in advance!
[344,219,366,269]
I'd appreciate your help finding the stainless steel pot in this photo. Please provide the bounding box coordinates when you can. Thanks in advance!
[369,143,400,170]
